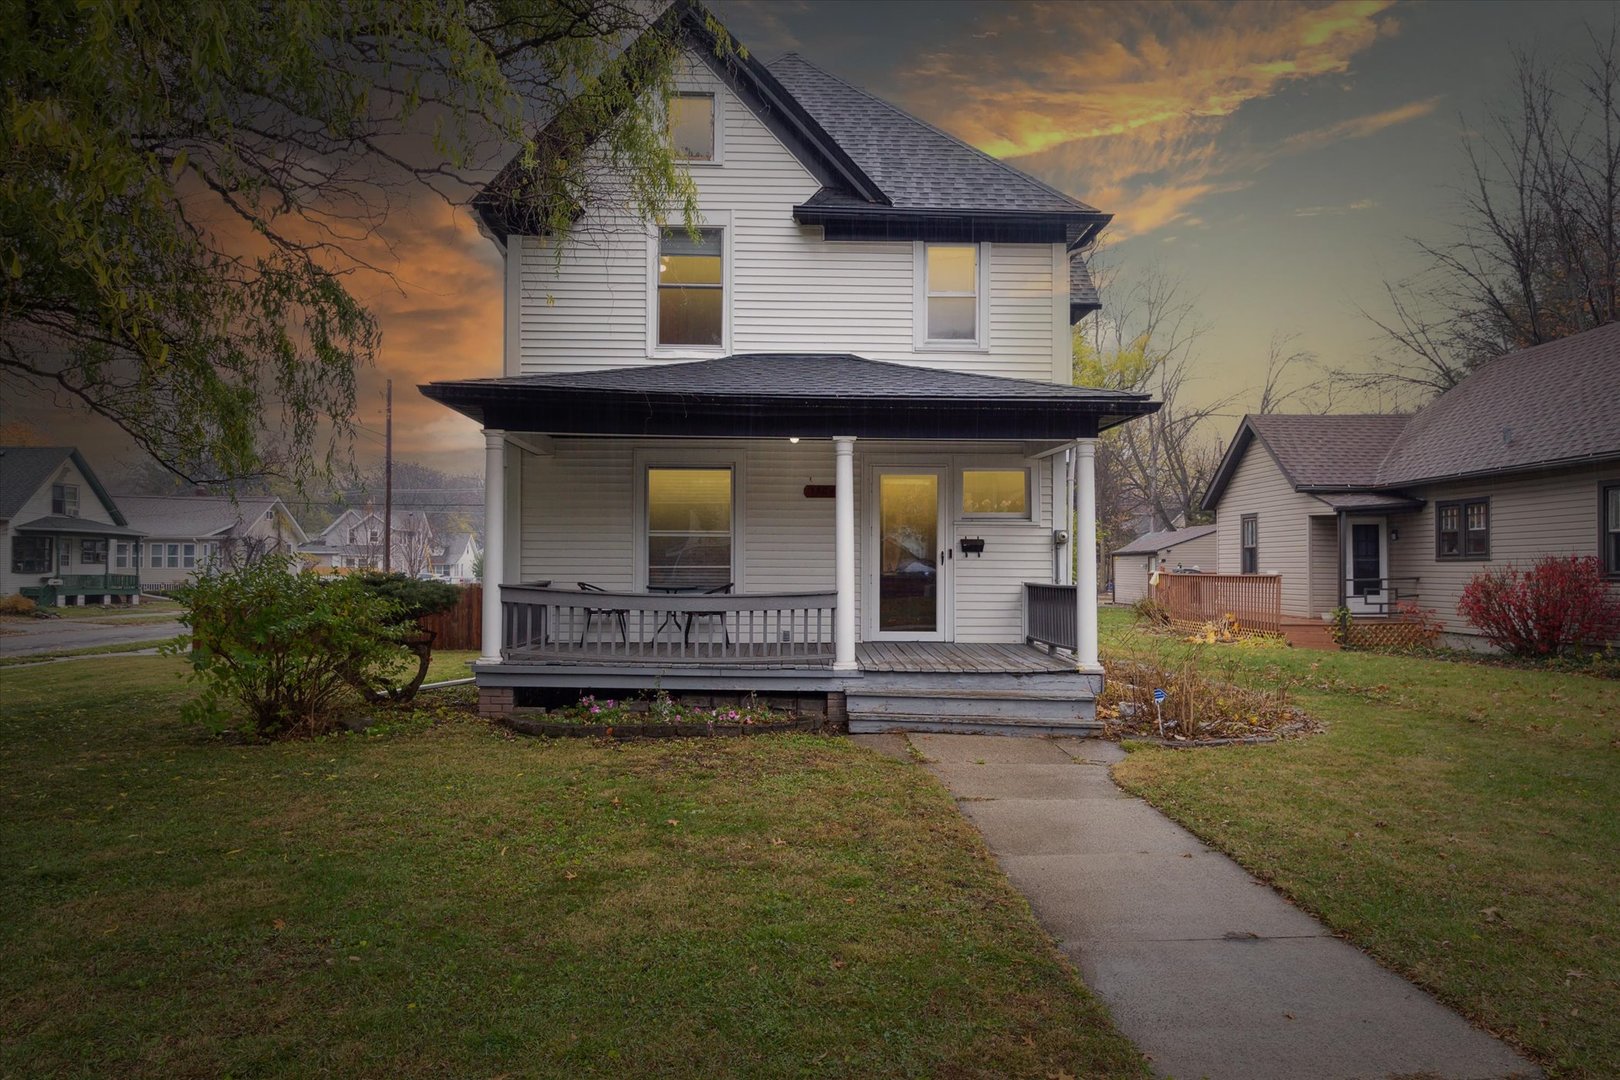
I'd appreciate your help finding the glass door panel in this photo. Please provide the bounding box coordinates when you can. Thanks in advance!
[877,473,940,633]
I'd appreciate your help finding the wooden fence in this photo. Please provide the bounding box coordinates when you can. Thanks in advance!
[1153,573,1282,637]
[420,584,481,651]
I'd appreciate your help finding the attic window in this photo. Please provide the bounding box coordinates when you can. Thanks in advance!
[51,483,79,518]
[670,93,715,161]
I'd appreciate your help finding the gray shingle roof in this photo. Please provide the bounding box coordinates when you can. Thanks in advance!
[1246,414,1414,489]
[14,515,144,538]
[0,446,71,519]
[1113,525,1217,557]
[462,352,1143,401]
[1310,491,1426,512]
[1071,256,1100,316]
[767,53,1097,215]
[114,495,302,542]
[1375,320,1620,485]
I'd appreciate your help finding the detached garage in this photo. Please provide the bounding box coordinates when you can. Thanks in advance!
[1110,525,1218,605]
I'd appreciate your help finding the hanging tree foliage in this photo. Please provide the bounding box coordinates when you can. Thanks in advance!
[1,0,701,483]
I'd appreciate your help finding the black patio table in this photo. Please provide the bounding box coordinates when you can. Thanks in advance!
[647,582,734,645]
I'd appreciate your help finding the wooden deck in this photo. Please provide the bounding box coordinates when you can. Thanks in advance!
[855,641,1075,674]
[501,640,1075,674]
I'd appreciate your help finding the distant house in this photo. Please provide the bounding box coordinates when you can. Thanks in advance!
[1203,322,1620,643]
[115,494,308,587]
[431,532,480,583]
[299,508,434,575]
[1110,525,1217,605]
[0,446,144,606]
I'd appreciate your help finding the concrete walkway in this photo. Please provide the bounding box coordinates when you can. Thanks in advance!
[858,733,1540,1080]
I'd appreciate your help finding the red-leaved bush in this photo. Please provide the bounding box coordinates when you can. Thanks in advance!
[1457,555,1620,656]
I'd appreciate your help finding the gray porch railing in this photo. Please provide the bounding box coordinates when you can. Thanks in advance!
[1023,582,1077,652]
[500,585,837,663]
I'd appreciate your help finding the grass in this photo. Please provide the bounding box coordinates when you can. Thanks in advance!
[4,599,183,621]
[0,640,168,668]
[1101,607,1620,1079]
[0,655,1144,1079]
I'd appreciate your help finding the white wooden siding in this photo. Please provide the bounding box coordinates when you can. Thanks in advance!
[1212,443,1327,617]
[0,458,117,597]
[512,52,1065,384]
[1387,463,1620,637]
[515,438,1053,644]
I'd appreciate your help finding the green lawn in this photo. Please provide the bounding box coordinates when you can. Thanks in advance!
[0,656,1144,1079]
[1102,607,1620,1079]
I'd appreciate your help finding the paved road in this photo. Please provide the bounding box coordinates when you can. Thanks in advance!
[0,612,183,657]
[854,732,1540,1080]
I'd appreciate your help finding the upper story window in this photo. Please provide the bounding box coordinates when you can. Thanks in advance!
[916,243,987,349]
[51,483,79,517]
[658,228,724,348]
[1437,498,1489,559]
[670,93,717,162]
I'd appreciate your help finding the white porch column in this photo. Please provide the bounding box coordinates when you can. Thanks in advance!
[1075,438,1099,669]
[480,430,506,664]
[833,436,857,671]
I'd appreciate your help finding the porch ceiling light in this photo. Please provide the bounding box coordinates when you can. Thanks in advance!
[789,437,800,443]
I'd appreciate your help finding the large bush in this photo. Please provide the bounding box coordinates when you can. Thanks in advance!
[1457,555,1620,657]
[347,573,462,703]
[173,558,411,737]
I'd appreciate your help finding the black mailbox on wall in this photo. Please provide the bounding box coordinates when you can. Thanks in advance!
[959,537,985,557]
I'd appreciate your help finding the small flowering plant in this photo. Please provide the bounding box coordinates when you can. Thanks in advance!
[547,690,781,727]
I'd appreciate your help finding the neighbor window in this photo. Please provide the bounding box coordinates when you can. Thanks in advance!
[114,542,128,569]
[669,93,716,161]
[51,483,79,517]
[11,536,52,574]
[923,244,979,343]
[79,538,107,564]
[961,469,1029,517]
[1604,484,1620,576]
[150,544,163,569]
[58,538,72,569]
[368,528,379,543]
[182,543,196,569]
[646,467,732,589]
[1241,515,1258,574]
[165,543,180,568]
[1437,498,1489,559]
[657,228,724,347]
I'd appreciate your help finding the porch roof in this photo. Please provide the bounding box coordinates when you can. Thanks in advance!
[421,353,1158,440]
[14,515,145,538]
[1310,491,1425,513]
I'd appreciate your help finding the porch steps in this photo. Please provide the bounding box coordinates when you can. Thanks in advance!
[846,669,1099,736]
[1279,618,1340,651]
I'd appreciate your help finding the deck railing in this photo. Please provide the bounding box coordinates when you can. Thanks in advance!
[1153,573,1282,636]
[1342,577,1421,616]
[1023,582,1078,652]
[500,585,837,664]
[56,573,141,595]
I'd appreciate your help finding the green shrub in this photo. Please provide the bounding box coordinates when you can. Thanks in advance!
[171,557,411,738]
[347,573,463,703]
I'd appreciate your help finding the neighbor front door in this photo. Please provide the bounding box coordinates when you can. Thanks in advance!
[1344,517,1388,615]
[869,467,950,641]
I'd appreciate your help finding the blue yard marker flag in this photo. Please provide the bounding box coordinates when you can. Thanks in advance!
[1152,688,1167,704]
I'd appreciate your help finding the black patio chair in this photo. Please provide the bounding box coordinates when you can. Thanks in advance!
[681,581,733,646]
[575,582,628,646]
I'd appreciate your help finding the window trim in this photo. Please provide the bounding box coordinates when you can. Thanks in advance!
[79,538,107,565]
[1436,497,1490,560]
[958,466,1032,521]
[669,90,722,166]
[11,535,53,575]
[913,241,992,351]
[646,211,732,359]
[631,448,745,592]
[1602,482,1620,579]
[51,482,80,518]
[1240,514,1258,574]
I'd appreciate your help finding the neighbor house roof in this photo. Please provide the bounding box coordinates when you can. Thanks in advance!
[473,2,1110,260]
[437,532,478,564]
[303,508,434,553]
[1375,320,1620,486]
[13,514,144,538]
[114,495,308,545]
[422,352,1158,440]
[0,446,128,525]
[1113,524,1217,557]
[1201,414,1413,510]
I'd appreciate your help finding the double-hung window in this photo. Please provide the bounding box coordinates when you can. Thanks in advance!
[51,483,79,517]
[1437,498,1489,559]
[657,228,724,348]
[646,467,733,590]
[115,542,129,569]
[1240,515,1259,574]
[669,93,716,161]
[1604,484,1620,577]
[920,243,982,345]
[182,543,196,569]
[80,539,107,564]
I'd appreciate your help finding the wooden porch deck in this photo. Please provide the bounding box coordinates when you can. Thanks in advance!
[857,641,1075,674]
[500,640,1075,674]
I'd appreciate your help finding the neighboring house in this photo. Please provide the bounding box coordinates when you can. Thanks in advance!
[1110,525,1218,605]
[114,494,309,587]
[419,1,1158,731]
[299,509,435,576]
[0,446,144,606]
[1203,322,1620,643]
[431,532,481,583]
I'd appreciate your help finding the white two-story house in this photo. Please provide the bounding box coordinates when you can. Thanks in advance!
[422,2,1157,732]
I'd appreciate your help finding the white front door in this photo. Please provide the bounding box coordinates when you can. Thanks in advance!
[1344,517,1389,615]
[867,466,951,641]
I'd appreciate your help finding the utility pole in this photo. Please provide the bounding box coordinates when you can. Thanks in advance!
[383,379,393,574]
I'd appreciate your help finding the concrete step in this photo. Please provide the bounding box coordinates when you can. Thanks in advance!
[848,713,1103,737]
[847,692,1093,723]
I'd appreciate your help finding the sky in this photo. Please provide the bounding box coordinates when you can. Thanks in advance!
[7,0,1613,481]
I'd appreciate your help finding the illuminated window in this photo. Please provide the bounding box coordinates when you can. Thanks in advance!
[646,467,732,589]
[670,93,715,161]
[961,469,1029,517]
[924,244,979,343]
[657,228,724,347]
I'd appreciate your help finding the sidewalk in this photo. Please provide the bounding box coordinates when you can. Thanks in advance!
[857,733,1539,1080]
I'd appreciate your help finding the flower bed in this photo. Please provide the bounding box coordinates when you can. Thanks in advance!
[502,693,822,739]
[1099,651,1318,743]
